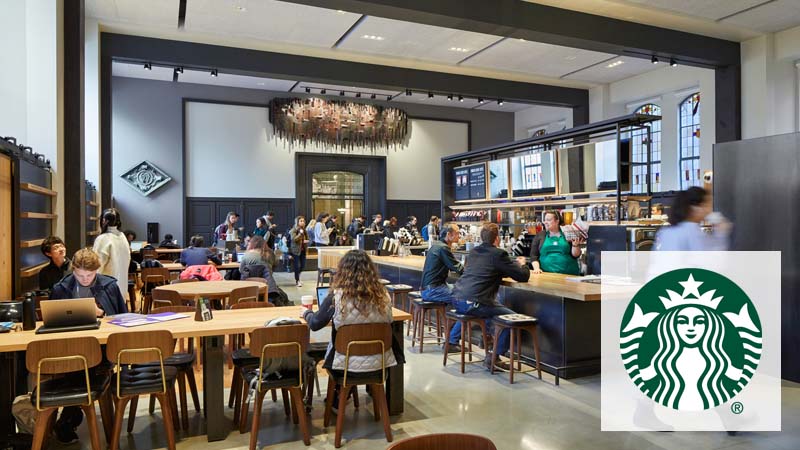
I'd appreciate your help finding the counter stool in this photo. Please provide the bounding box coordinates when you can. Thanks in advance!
[385,284,413,312]
[379,279,391,285]
[410,298,446,353]
[442,310,489,374]
[406,291,423,336]
[316,268,336,288]
[490,315,542,384]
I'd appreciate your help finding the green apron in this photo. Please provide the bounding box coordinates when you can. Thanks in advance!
[539,232,580,275]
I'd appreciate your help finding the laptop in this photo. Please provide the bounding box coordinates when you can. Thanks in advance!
[316,287,330,303]
[36,298,101,334]
[129,241,146,252]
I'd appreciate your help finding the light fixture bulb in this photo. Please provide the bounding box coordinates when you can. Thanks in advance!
[670,58,677,67]
[144,62,152,70]
[210,69,218,77]
[651,56,659,64]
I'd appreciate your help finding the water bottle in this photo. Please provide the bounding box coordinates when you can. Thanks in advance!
[22,292,36,330]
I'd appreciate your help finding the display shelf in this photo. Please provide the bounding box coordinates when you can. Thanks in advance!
[20,182,57,197]
[20,238,45,248]
[20,262,48,278]
[20,212,57,219]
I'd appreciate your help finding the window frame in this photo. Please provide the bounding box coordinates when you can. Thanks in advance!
[678,93,701,189]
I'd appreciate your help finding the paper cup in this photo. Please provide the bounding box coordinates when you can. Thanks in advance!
[301,295,314,310]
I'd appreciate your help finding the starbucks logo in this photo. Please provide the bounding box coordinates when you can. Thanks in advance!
[620,268,762,411]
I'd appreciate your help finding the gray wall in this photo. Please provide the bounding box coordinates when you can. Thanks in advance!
[111,76,514,244]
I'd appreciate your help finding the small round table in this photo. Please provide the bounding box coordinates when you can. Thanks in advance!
[154,280,267,308]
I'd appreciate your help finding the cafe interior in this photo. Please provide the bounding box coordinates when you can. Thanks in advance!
[1,1,800,449]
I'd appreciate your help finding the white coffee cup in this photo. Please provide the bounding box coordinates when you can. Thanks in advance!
[301,295,314,310]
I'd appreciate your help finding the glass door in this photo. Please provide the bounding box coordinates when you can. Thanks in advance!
[311,171,364,225]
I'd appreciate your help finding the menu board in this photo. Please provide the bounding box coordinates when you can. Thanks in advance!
[488,159,509,199]
[453,163,486,201]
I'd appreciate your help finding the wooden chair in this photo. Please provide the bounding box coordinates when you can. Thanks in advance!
[170,278,198,284]
[26,336,110,450]
[151,288,186,309]
[229,285,260,307]
[243,277,268,300]
[247,324,311,449]
[127,307,200,432]
[141,248,158,260]
[106,330,179,450]
[324,323,393,448]
[386,433,497,450]
[141,267,170,313]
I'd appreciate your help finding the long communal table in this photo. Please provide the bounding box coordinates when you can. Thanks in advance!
[0,306,411,442]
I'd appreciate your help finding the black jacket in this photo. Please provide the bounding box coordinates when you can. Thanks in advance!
[50,273,129,316]
[529,230,579,263]
[452,243,530,306]
[421,240,463,288]
[38,259,72,292]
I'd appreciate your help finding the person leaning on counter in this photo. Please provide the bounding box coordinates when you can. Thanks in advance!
[530,210,583,275]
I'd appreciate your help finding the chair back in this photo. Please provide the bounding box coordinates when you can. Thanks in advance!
[335,323,392,387]
[230,285,260,304]
[249,324,309,391]
[106,329,175,365]
[26,336,102,375]
[142,266,170,290]
[152,288,184,307]
[230,301,273,310]
[386,434,497,450]
[243,276,268,285]
[142,248,158,260]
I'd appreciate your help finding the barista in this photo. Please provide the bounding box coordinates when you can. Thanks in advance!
[530,210,582,275]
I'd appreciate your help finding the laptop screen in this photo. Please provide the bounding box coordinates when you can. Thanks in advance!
[130,241,146,252]
[316,287,330,303]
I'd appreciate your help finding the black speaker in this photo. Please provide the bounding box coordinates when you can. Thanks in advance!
[146,222,159,244]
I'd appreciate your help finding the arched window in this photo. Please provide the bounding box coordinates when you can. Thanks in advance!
[679,93,701,189]
[629,104,662,193]
[311,171,364,226]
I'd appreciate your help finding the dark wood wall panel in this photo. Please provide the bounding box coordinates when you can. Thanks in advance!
[186,197,295,247]
[386,200,442,226]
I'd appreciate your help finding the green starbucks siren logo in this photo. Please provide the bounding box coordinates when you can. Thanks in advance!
[620,268,762,411]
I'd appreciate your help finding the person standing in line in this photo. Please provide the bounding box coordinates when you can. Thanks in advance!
[405,216,421,239]
[313,212,332,246]
[290,216,309,287]
[369,213,384,233]
[92,208,131,301]
[327,215,340,245]
[239,235,290,306]
[423,216,440,241]
[654,187,731,251]
[253,217,268,238]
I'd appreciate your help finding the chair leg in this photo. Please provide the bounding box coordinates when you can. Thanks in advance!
[409,304,416,341]
[442,318,452,367]
[281,389,291,417]
[334,384,348,448]
[323,377,335,428]
[290,389,299,425]
[239,378,250,434]
[249,390,267,450]
[372,384,380,421]
[99,389,114,444]
[148,393,156,414]
[531,325,543,380]
[177,370,189,430]
[516,329,523,371]
[232,370,242,425]
[155,393,177,450]
[351,386,360,408]
[509,326,516,384]
[491,327,501,374]
[460,320,467,373]
[110,396,131,450]
[127,395,139,432]
[229,368,240,408]
[185,366,201,413]
[81,403,102,450]
[372,383,393,443]
[168,384,180,432]
[31,407,56,450]
[271,389,278,402]
[290,387,311,446]
[467,321,474,362]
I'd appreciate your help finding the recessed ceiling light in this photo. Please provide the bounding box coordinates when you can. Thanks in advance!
[606,60,625,68]
[565,56,577,61]
[497,99,504,106]
[362,34,385,41]
[234,5,246,12]
[337,10,346,14]
[257,82,265,86]
[449,47,469,53]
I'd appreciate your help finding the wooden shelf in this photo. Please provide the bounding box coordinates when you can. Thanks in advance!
[20,261,49,278]
[20,238,45,248]
[20,212,57,219]
[88,201,99,207]
[89,216,99,221]
[87,230,100,236]
[20,183,57,197]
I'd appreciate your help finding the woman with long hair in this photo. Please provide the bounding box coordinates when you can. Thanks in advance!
[654,187,730,251]
[302,249,398,374]
[289,216,308,287]
[92,208,131,300]
[213,211,240,246]
[239,235,290,305]
[313,212,332,246]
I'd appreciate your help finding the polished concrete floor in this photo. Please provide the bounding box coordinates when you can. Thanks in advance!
[55,271,800,450]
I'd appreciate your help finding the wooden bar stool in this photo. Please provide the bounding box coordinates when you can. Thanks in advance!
[490,315,543,384]
[385,284,413,312]
[410,298,446,353]
[378,279,391,285]
[316,268,336,288]
[406,291,423,337]
[387,433,497,450]
[442,309,489,374]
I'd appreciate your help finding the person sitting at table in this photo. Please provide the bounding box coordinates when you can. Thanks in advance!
[451,223,530,370]
[302,249,400,381]
[180,235,222,266]
[369,213,384,233]
[529,210,583,276]
[212,211,240,247]
[38,236,72,291]
[382,216,399,239]
[240,235,290,306]
[404,216,421,239]
[158,233,180,249]
[253,217,268,238]
[420,224,465,351]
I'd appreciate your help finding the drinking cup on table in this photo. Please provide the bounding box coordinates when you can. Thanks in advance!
[301,295,314,311]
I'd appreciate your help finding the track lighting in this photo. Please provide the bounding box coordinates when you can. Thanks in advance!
[497,99,504,106]
[210,69,218,77]
[651,56,659,64]
[144,62,152,70]
[371,93,376,99]
[387,95,392,101]
[447,94,453,101]
[428,92,434,99]
[478,98,484,104]
[356,92,361,98]
[405,89,412,96]
[321,89,326,94]
[339,90,345,96]
[175,67,184,74]
[172,68,180,82]
[458,95,464,102]
[670,58,677,67]
[305,87,311,93]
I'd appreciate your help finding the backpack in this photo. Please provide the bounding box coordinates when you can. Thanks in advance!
[306,224,315,242]
[421,224,429,241]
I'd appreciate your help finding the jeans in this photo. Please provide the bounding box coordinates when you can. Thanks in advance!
[449,302,514,358]
[421,285,465,345]
[290,252,306,282]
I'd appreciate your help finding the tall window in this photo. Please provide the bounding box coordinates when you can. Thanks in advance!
[629,104,662,193]
[679,93,701,189]
[521,152,544,189]
[311,171,364,226]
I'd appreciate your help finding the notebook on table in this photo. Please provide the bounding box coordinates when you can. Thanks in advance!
[36,298,101,334]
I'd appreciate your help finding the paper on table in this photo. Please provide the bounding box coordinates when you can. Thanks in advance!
[147,312,190,322]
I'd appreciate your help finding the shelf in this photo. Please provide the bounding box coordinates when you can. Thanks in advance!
[20,183,57,197]
[89,216,99,221]
[20,238,45,248]
[87,230,100,236]
[88,201,99,207]
[449,195,651,211]
[20,261,49,278]
[20,212,57,219]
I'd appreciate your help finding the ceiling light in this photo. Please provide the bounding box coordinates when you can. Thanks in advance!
[175,66,184,74]
[234,5,246,12]
[356,92,361,98]
[337,10,346,14]
[143,62,152,70]
[371,93,376,99]
[210,69,218,77]
[606,60,624,68]
[428,92,434,99]
[478,98,484,104]
[172,68,180,82]
[305,87,311,93]
[651,56,659,64]
[361,34,384,41]
[386,95,392,101]
[449,47,469,53]
[565,55,577,61]
[458,95,464,102]
[405,89,412,96]
[339,90,345,96]
[447,94,453,101]
[670,58,678,67]
[321,89,326,94]
[497,99,504,106]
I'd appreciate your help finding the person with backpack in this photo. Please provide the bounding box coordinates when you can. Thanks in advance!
[423,215,440,241]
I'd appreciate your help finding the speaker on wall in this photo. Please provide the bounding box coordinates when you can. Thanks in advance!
[147,222,159,244]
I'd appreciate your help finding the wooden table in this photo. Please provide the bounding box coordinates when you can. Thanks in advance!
[155,248,184,254]
[154,280,266,306]
[158,262,239,272]
[0,306,412,442]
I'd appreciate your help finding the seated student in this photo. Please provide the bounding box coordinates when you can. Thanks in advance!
[239,235,290,306]
[38,236,72,291]
[158,233,180,249]
[50,248,128,317]
[180,235,222,266]
[420,225,464,350]
[451,223,530,370]
[302,249,399,376]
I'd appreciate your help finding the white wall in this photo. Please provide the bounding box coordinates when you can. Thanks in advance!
[185,102,468,200]
[513,105,573,140]
[84,18,100,190]
[0,0,28,143]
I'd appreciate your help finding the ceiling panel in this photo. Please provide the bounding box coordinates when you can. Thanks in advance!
[473,101,533,113]
[461,38,615,78]
[563,56,664,84]
[623,0,768,21]
[86,0,180,26]
[179,69,297,91]
[721,0,800,33]
[112,61,174,81]
[183,0,361,48]
[337,16,501,64]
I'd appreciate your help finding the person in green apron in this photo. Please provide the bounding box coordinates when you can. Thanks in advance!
[530,210,582,275]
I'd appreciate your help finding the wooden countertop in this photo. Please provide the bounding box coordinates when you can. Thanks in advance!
[0,306,412,353]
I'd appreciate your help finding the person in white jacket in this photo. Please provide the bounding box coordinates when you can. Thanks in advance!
[92,208,132,301]
[313,212,332,246]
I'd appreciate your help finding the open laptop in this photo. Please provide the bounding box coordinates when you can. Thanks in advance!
[36,298,101,334]
[316,287,330,303]
[129,241,146,252]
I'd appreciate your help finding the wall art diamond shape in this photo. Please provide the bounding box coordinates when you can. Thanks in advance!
[120,160,172,196]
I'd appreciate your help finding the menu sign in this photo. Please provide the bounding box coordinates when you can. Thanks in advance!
[454,163,486,201]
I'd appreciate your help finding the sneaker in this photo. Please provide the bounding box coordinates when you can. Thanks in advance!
[445,343,462,353]
[296,281,303,287]
[54,426,79,445]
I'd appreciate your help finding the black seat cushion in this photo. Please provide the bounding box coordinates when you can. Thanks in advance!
[138,352,196,368]
[412,298,445,308]
[307,342,328,362]
[242,368,302,391]
[31,371,110,408]
[112,365,178,396]
[408,291,422,298]
[493,315,539,326]
[385,284,412,292]
[327,369,384,386]
[445,310,479,321]
[232,348,259,368]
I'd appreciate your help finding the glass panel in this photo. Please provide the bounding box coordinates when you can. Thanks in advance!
[312,198,363,229]
[679,93,701,189]
[312,171,364,195]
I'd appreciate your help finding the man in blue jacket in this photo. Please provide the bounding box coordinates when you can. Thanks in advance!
[451,223,530,370]
[420,224,464,350]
